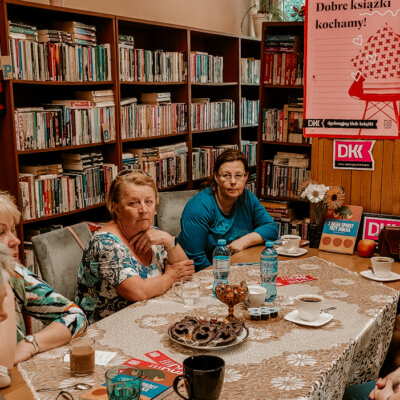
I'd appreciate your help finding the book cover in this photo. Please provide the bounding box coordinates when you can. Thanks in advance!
[319,205,363,254]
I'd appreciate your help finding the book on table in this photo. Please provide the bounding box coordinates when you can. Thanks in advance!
[319,205,363,254]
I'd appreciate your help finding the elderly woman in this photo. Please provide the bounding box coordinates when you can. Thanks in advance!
[75,170,195,323]
[178,149,278,271]
[0,245,16,387]
[0,191,87,365]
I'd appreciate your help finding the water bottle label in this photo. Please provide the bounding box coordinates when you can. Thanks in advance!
[214,260,230,272]
[260,261,277,273]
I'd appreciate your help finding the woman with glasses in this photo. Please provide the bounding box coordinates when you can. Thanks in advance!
[75,170,194,323]
[178,149,278,271]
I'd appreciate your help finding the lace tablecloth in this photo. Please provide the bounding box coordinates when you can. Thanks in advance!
[19,256,399,400]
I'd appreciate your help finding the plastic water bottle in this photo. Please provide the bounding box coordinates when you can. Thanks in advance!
[260,241,278,302]
[212,239,230,297]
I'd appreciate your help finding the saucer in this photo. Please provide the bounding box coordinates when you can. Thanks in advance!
[360,270,400,282]
[284,310,333,327]
[276,247,308,257]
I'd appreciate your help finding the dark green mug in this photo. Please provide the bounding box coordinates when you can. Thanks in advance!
[173,355,225,400]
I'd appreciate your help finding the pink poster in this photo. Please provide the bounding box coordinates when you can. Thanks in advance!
[304,1,400,139]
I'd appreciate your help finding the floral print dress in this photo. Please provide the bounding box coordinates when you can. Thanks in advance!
[75,231,168,324]
[10,264,87,343]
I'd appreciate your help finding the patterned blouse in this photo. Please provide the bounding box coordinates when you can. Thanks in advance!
[10,264,88,343]
[75,231,168,324]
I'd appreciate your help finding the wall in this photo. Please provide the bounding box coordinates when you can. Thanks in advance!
[311,138,400,215]
[32,0,255,36]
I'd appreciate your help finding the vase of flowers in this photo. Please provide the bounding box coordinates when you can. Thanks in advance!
[298,181,346,248]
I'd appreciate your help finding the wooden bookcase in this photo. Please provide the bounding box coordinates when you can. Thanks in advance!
[0,0,262,258]
[256,22,311,226]
[0,0,119,259]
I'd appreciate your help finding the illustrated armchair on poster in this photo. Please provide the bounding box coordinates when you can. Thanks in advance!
[348,75,400,136]
[349,23,400,136]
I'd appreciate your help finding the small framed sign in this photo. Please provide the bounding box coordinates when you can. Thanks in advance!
[333,140,375,170]
[360,213,400,241]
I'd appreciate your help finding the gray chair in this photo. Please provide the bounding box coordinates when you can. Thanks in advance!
[31,222,92,301]
[157,190,198,237]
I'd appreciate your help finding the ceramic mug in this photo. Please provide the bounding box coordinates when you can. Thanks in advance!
[281,235,301,253]
[173,355,225,400]
[296,294,323,322]
[245,284,267,307]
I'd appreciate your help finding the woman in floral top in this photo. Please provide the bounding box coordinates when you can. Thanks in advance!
[75,170,195,323]
[0,191,88,364]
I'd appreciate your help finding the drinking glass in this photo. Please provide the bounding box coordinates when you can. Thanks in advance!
[105,365,143,400]
[173,278,200,306]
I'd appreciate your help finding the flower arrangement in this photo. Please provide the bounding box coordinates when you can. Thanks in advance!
[298,180,346,225]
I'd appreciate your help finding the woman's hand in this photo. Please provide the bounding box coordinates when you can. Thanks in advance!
[130,229,173,254]
[14,340,36,364]
[228,237,248,255]
[370,376,400,400]
[164,260,195,283]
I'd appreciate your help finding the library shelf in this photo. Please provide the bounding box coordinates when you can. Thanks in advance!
[192,126,239,135]
[22,202,107,225]
[257,21,310,236]
[261,141,311,148]
[120,82,187,86]
[242,124,258,128]
[158,181,189,192]
[11,80,114,86]
[191,82,239,86]
[121,132,188,143]
[17,142,118,155]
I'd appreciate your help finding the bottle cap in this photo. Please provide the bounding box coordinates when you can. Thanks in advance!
[217,239,227,245]
[265,241,274,247]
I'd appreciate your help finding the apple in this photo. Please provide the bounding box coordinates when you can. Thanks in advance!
[357,239,376,258]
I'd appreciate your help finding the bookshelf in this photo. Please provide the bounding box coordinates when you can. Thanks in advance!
[0,0,264,258]
[257,21,311,237]
[0,0,119,259]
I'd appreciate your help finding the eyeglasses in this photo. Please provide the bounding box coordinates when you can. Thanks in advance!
[56,391,74,400]
[117,169,151,178]
[217,173,247,181]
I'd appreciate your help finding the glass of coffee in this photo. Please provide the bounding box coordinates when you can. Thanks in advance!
[62,337,96,376]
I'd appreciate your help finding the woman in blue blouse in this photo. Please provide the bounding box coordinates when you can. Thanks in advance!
[178,149,278,271]
[75,170,194,323]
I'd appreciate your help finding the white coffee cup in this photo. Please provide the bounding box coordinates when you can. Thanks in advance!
[173,278,200,306]
[371,256,394,278]
[281,235,301,253]
[295,294,323,322]
[245,285,267,308]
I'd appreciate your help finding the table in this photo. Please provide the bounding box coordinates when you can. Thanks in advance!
[5,250,400,400]
[0,367,34,400]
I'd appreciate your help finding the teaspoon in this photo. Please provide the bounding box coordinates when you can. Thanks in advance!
[36,383,92,392]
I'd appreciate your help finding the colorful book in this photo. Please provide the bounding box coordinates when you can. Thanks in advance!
[319,205,363,254]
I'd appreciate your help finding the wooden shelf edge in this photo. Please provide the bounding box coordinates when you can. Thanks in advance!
[122,132,188,143]
[22,202,107,225]
[261,141,311,147]
[192,126,238,134]
[17,141,117,155]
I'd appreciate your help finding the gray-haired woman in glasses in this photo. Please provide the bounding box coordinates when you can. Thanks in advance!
[75,170,194,324]
[178,149,278,271]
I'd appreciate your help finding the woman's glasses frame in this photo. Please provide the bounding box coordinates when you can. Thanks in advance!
[217,173,248,182]
[117,169,151,178]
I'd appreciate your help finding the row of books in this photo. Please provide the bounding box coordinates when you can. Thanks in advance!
[19,151,118,220]
[240,57,260,84]
[261,105,310,144]
[190,51,223,83]
[190,99,235,131]
[123,143,188,189]
[9,20,98,46]
[261,200,309,239]
[264,52,303,86]
[241,140,257,166]
[9,39,112,81]
[119,46,187,83]
[15,99,116,151]
[241,98,259,126]
[120,99,187,139]
[245,172,256,194]
[192,144,238,180]
[261,153,311,198]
